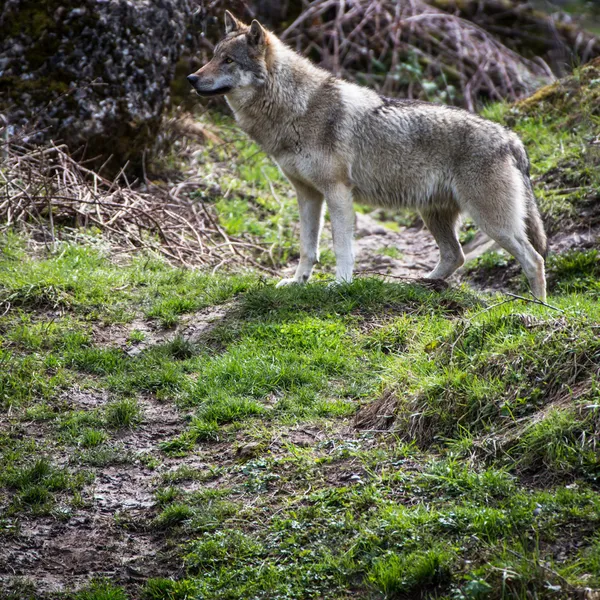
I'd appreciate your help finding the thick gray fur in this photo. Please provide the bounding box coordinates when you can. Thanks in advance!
[188,12,548,301]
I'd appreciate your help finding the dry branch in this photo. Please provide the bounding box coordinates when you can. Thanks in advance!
[0,138,276,273]
[280,0,553,109]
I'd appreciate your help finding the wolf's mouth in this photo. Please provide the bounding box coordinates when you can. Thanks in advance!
[195,86,232,97]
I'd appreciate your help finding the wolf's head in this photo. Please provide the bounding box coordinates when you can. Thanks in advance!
[187,11,269,98]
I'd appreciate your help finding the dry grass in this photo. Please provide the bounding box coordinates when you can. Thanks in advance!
[0,136,275,273]
[354,388,399,431]
[195,0,558,108]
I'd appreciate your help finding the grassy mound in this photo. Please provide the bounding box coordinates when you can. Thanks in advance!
[1,233,599,599]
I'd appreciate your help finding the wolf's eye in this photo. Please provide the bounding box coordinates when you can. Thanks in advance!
[224,57,234,64]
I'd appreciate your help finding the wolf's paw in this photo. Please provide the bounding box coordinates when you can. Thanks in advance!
[327,278,353,290]
[275,278,301,288]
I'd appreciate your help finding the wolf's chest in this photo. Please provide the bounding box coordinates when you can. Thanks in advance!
[273,148,339,190]
[273,150,311,179]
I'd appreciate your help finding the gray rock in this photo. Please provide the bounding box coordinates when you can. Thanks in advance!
[0,0,196,175]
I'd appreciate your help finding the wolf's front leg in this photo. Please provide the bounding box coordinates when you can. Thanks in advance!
[276,181,324,287]
[326,183,355,284]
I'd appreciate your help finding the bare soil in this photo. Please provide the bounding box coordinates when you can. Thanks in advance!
[0,395,186,594]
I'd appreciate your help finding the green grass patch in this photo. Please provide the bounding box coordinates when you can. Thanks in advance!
[1,233,600,598]
[0,456,87,514]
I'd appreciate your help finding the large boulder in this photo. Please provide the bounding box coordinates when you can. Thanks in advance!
[0,0,195,175]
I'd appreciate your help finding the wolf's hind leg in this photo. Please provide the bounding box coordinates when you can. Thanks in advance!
[479,227,546,302]
[419,206,464,280]
[277,180,324,287]
[458,169,547,302]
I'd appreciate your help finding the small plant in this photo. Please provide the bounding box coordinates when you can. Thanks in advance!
[128,329,146,343]
[368,548,454,597]
[1,458,85,512]
[459,219,477,245]
[154,503,195,529]
[72,579,129,600]
[79,428,107,448]
[376,246,403,259]
[465,250,511,272]
[78,446,133,467]
[154,487,180,507]
[165,335,196,360]
[143,578,199,600]
[184,530,263,573]
[19,484,50,507]
[104,398,141,429]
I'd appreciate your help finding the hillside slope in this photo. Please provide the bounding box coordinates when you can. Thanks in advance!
[0,63,600,600]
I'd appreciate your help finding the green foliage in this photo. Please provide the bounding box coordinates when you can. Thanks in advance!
[512,406,600,480]
[79,428,108,448]
[547,249,600,294]
[104,398,141,429]
[185,530,263,572]
[0,457,87,513]
[465,250,511,272]
[143,578,199,600]
[0,238,255,326]
[1,231,600,598]
[71,580,129,600]
[154,503,195,528]
[367,547,454,597]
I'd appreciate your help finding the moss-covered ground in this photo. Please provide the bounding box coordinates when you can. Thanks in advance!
[1,62,600,600]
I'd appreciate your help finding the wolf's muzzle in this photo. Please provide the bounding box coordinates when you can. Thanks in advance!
[186,74,231,97]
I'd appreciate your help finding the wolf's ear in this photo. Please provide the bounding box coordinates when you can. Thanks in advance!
[224,10,241,34]
[247,19,266,48]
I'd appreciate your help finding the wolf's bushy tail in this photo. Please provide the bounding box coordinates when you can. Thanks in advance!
[511,140,548,258]
[524,180,548,259]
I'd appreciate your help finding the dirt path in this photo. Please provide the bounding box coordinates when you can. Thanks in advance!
[277,212,443,282]
[0,395,185,594]
[354,212,439,279]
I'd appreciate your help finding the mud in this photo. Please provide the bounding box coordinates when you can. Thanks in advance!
[0,395,186,595]
[93,303,235,356]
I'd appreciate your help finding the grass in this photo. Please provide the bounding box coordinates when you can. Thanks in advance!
[2,62,600,598]
[104,398,141,429]
[0,455,88,514]
[72,580,129,600]
[1,232,599,599]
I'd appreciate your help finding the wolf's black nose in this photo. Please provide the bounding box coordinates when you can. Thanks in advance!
[187,74,199,86]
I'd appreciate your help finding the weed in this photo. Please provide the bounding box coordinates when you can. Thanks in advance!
[104,398,141,429]
[143,579,199,600]
[79,428,107,448]
[367,547,454,597]
[72,579,129,600]
[1,458,87,513]
[154,503,195,529]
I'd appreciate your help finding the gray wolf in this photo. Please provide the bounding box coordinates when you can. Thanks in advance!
[187,11,548,301]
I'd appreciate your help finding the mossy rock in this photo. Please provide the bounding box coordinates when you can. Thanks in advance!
[515,57,600,119]
[0,0,196,176]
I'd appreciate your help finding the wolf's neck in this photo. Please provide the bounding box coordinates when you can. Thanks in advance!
[226,39,330,145]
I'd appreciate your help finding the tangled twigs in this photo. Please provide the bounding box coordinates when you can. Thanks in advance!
[0,140,278,274]
[280,0,553,109]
